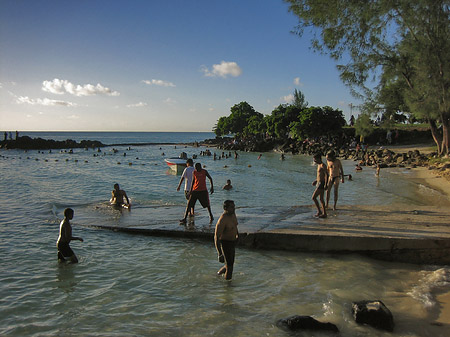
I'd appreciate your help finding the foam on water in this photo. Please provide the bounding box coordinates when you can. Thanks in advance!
[408,268,450,308]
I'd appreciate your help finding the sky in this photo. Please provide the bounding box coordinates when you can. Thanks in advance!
[0,0,361,132]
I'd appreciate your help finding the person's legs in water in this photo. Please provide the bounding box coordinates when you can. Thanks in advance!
[220,240,235,280]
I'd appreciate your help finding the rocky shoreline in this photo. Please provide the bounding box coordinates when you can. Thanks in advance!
[2,134,449,182]
[204,137,450,182]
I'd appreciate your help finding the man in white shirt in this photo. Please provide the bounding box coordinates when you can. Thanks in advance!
[177,158,195,215]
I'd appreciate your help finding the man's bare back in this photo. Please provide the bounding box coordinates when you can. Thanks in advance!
[111,183,130,207]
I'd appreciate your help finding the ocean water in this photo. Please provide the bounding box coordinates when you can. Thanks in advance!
[1,132,449,336]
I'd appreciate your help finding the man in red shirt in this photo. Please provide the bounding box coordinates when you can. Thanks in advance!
[180,162,214,224]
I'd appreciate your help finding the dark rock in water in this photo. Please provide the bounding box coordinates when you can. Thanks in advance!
[0,136,104,150]
[352,300,394,332]
[276,315,339,333]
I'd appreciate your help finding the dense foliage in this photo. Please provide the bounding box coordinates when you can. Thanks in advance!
[290,106,346,140]
[285,0,450,155]
[214,102,263,137]
[214,90,346,142]
[354,113,374,142]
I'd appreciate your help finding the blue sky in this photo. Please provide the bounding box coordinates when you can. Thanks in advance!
[0,0,360,132]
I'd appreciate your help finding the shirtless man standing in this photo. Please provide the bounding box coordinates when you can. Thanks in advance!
[312,153,328,218]
[110,183,131,208]
[57,208,83,263]
[214,200,238,280]
[325,151,344,211]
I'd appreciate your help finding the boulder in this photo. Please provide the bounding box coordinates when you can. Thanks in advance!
[276,315,339,333]
[352,300,394,332]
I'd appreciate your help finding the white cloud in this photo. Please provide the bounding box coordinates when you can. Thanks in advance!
[42,78,120,96]
[293,77,303,86]
[16,96,77,107]
[282,94,294,103]
[126,102,147,108]
[67,115,80,119]
[163,97,177,105]
[142,79,175,87]
[202,61,242,78]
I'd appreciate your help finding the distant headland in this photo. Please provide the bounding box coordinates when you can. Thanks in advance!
[0,136,105,150]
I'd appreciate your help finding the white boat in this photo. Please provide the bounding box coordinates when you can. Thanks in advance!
[164,156,188,173]
[164,157,188,167]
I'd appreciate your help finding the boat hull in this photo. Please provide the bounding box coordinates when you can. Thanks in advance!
[164,158,187,174]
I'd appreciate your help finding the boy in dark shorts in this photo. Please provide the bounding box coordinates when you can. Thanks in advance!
[180,162,214,224]
[215,200,239,280]
[110,183,131,208]
[57,208,83,263]
[312,153,328,218]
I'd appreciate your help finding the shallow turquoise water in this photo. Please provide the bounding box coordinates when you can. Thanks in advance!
[1,132,449,336]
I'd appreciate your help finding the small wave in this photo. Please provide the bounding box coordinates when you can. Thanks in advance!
[418,183,446,197]
[407,267,450,308]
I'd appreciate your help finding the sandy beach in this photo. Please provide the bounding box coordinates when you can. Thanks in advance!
[414,167,450,326]
[382,144,450,326]
[413,167,450,326]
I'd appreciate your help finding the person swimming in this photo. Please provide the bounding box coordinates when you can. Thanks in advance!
[223,179,233,190]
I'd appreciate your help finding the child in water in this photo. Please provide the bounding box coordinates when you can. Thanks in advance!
[223,179,233,190]
[57,208,83,263]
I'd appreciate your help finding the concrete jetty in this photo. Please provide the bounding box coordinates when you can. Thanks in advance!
[83,204,450,265]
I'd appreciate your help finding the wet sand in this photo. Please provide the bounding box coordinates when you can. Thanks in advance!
[382,146,450,326]
[418,167,450,326]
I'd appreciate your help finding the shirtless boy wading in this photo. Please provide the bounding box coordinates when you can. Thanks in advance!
[214,200,239,280]
[110,183,130,208]
[57,208,83,263]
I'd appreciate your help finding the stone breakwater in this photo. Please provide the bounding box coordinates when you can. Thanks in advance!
[0,136,104,150]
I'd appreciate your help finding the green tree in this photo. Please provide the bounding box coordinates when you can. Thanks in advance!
[243,114,265,137]
[285,0,450,155]
[214,116,231,136]
[265,104,302,139]
[214,102,263,136]
[290,106,346,140]
[377,74,411,124]
[292,88,308,109]
[354,113,374,143]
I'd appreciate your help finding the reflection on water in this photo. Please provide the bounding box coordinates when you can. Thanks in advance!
[56,264,77,293]
[1,144,450,336]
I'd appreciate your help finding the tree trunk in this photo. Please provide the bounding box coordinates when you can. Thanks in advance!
[441,114,450,156]
[429,119,443,155]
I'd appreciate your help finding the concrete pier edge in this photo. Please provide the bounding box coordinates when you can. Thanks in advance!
[85,223,450,265]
